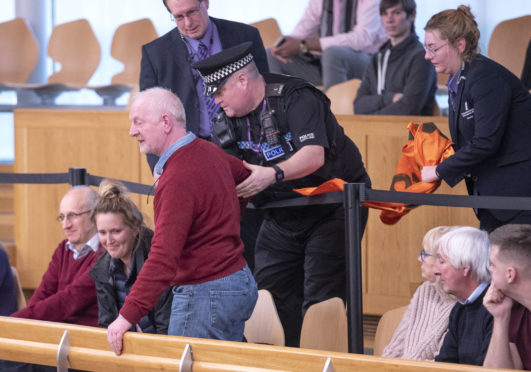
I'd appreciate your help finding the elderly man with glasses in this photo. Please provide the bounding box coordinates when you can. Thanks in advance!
[11,186,103,326]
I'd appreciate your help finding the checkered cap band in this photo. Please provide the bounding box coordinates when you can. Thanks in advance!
[202,53,254,84]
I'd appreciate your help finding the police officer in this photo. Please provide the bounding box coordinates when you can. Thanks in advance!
[194,42,371,347]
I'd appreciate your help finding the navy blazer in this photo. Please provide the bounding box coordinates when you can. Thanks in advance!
[437,55,531,221]
[140,17,269,136]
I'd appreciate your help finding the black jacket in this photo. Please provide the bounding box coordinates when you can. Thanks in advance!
[437,55,531,221]
[89,227,172,334]
[140,17,269,171]
[435,285,493,366]
[354,32,437,115]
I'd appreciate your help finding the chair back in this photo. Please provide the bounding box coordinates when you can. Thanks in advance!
[300,297,348,352]
[488,15,531,77]
[11,266,27,310]
[373,305,407,356]
[244,289,285,346]
[111,18,158,85]
[0,18,39,83]
[250,18,282,48]
[326,79,361,115]
[47,19,101,86]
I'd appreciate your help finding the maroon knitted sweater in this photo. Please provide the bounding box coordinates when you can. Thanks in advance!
[120,138,250,324]
[12,239,103,326]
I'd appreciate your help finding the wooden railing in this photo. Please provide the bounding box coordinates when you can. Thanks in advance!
[0,317,508,372]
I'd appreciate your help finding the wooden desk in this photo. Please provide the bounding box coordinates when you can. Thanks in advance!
[0,316,508,372]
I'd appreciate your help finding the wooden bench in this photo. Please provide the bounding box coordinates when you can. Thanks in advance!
[0,317,508,372]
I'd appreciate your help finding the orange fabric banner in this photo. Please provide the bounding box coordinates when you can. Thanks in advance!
[294,122,455,224]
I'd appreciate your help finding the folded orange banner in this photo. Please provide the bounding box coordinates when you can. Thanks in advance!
[294,122,454,225]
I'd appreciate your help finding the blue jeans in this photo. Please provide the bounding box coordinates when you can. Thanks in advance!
[168,265,257,341]
[266,46,371,91]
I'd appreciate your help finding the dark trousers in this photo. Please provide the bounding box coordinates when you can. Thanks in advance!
[479,208,531,232]
[240,208,264,272]
[253,204,368,347]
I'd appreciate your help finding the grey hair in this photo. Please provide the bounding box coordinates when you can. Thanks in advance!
[132,87,186,128]
[438,226,491,283]
[69,185,99,210]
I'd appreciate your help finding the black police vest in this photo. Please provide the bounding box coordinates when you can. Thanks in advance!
[224,73,338,167]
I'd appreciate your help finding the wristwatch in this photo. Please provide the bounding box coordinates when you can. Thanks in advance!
[271,164,284,183]
[299,40,309,54]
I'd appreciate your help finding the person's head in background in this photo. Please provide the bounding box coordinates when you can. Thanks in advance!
[380,0,417,46]
[163,0,210,40]
[419,226,458,283]
[58,186,99,252]
[488,224,531,304]
[435,226,491,301]
[424,5,480,75]
[92,179,145,275]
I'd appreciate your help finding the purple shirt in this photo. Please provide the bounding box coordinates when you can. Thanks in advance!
[183,21,222,138]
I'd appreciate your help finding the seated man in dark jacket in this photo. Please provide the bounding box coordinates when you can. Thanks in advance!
[354,0,436,115]
[434,226,493,366]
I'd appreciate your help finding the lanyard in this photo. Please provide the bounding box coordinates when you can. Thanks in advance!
[245,99,267,154]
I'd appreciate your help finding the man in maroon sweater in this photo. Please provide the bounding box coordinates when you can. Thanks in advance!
[484,224,531,370]
[107,87,257,355]
[12,186,103,325]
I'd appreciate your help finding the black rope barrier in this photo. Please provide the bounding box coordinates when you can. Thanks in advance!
[3,169,531,211]
[3,169,531,354]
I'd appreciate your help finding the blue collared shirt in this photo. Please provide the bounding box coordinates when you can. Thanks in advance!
[459,281,489,305]
[155,132,197,175]
[183,20,222,138]
[65,233,99,260]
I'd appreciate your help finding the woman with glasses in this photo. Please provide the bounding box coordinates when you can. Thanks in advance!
[421,6,531,232]
[382,226,457,360]
[89,179,172,334]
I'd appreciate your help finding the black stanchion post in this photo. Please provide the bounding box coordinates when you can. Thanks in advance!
[343,182,364,354]
[68,168,88,186]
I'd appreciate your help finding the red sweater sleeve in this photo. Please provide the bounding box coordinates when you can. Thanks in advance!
[12,241,101,325]
[227,153,251,216]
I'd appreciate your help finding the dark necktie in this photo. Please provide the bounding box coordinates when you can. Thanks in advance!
[197,42,220,123]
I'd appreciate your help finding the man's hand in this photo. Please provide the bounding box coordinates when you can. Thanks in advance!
[270,36,302,63]
[392,93,404,103]
[421,165,440,182]
[236,161,276,198]
[153,171,161,184]
[483,285,513,321]
[107,315,133,356]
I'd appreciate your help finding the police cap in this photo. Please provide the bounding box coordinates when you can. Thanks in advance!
[192,42,254,96]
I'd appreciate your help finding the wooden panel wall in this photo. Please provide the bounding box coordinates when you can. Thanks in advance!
[14,109,154,288]
[339,115,478,314]
[13,110,479,315]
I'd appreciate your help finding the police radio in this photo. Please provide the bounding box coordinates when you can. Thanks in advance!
[211,111,236,148]
[260,109,281,146]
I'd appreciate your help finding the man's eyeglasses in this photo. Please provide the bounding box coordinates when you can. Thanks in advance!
[420,249,433,262]
[170,3,202,23]
[423,43,447,56]
[56,210,91,223]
